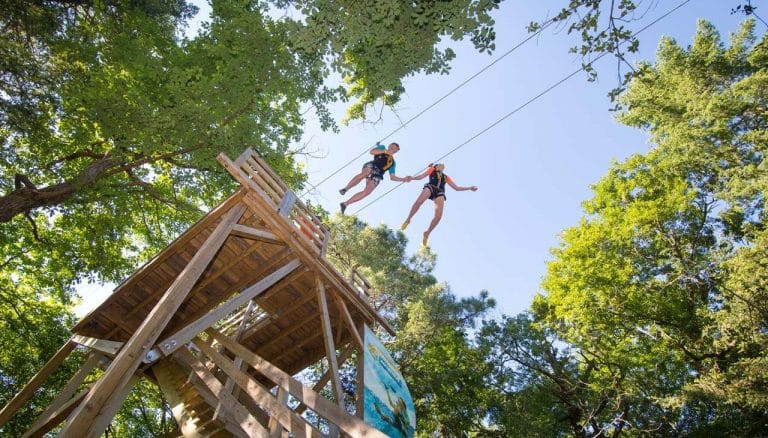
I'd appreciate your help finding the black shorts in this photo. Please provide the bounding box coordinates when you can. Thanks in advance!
[424,184,446,200]
[363,162,384,186]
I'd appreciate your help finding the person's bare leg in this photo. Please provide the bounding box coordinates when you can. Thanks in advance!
[402,188,430,230]
[422,196,444,246]
[341,168,371,194]
[341,179,377,213]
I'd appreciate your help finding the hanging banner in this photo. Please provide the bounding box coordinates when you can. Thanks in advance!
[363,325,416,437]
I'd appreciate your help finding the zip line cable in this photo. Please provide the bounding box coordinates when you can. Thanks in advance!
[299,14,565,198]
[351,0,692,215]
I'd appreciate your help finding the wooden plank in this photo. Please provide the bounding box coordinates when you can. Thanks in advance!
[174,349,263,438]
[193,339,321,438]
[0,340,75,427]
[245,156,285,200]
[71,335,123,356]
[21,387,90,438]
[223,300,257,401]
[155,259,301,357]
[26,353,103,435]
[60,204,246,438]
[320,228,330,257]
[316,278,344,411]
[316,277,344,437]
[242,157,282,206]
[230,224,283,245]
[207,329,387,437]
[88,374,139,438]
[268,388,288,438]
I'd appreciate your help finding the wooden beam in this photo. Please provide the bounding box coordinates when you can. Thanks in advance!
[60,204,246,438]
[193,338,321,438]
[155,258,301,357]
[71,335,123,356]
[331,290,364,351]
[174,348,264,438]
[21,387,90,438]
[207,329,387,437]
[223,300,257,398]
[268,387,288,438]
[88,374,139,438]
[230,224,283,245]
[0,340,76,427]
[25,353,104,435]
[316,278,344,411]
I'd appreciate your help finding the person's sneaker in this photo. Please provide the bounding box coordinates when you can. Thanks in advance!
[400,221,409,231]
[339,188,347,195]
[340,202,347,214]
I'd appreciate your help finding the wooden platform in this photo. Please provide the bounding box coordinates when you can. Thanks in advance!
[0,148,394,438]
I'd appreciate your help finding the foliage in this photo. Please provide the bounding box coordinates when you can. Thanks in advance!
[520,19,768,436]
[272,0,502,121]
[527,1,761,104]
[0,281,79,436]
[107,379,178,437]
[0,1,504,432]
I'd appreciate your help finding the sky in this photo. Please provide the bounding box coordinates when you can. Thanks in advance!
[74,1,764,318]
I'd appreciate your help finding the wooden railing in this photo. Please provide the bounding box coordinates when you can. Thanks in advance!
[222,148,330,256]
[349,267,374,300]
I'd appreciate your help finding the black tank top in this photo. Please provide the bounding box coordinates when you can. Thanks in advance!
[372,152,394,171]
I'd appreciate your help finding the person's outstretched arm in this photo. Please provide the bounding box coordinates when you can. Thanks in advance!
[389,173,412,182]
[410,167,432,181]
[447,178,478,191]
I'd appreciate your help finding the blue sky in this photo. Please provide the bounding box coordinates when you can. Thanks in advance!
[75,1,763,318]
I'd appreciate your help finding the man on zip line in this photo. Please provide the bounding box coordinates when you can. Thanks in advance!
[401,163,478,246]
[339,142,412,214]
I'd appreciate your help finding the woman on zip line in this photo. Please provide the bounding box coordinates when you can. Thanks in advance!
[401,163,478,246]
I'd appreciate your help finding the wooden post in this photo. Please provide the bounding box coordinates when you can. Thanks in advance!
[316,278,344,408]
[59,204,246,438]
[0,339,76,427]
[267,387,288,438]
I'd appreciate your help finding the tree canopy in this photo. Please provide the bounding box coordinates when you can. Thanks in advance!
[2,1,767,436]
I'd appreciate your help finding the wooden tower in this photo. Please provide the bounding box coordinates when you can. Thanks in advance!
[0,148,395,437]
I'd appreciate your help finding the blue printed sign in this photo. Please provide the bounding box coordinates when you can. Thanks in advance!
[363,325,416,437]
